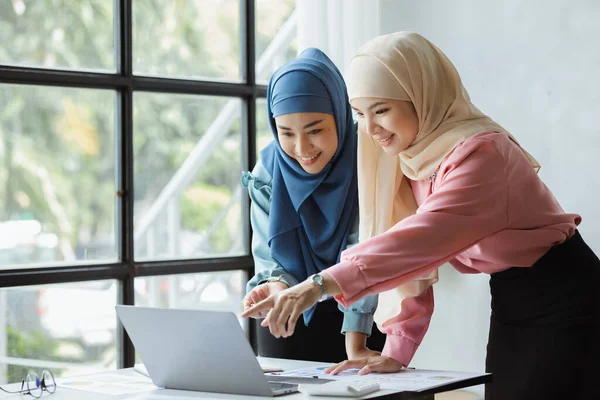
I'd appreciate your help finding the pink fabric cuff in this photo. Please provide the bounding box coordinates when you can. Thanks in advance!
[382,333,419,367]
[326,259,367,307]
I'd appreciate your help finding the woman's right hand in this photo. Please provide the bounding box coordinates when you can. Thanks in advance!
[242,281,289,318]
[324,355,403,375]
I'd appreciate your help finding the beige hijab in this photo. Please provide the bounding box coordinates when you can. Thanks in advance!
[347,32,541,326]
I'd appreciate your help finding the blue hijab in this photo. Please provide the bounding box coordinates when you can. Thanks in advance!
[261,48,358,324]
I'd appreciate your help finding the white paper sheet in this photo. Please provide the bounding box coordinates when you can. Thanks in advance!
[267,366,488,392]
[57,372,162,396]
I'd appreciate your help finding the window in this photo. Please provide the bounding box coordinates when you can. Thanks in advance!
[134,271,245,312]
[133,94,244,261]
[255,0,297,83]
[132,1,241,81]
[256,98,274,158]
[0,0,116,72]
[0,281,118,381]
[0,85,116,268]
[0,0,298,382]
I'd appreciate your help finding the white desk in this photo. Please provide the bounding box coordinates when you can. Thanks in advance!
[0,358,488,399]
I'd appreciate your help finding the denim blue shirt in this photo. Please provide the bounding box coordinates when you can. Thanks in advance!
[242,160,377,335]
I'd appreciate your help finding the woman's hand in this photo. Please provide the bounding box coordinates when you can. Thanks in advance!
[348,347,382,360]
[240,279,321,338]
[242,282,289,318]
[345,332,382,360]
[323,355,404,375]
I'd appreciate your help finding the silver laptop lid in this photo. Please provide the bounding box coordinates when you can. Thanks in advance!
[115,305,274,397]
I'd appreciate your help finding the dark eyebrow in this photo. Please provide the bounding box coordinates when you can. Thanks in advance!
[276,119,324,131]
[303,119,324,129]
[368,101,387,110]
[351,102,388,113]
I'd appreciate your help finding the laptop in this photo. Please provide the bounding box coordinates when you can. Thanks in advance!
[115,305,298,396]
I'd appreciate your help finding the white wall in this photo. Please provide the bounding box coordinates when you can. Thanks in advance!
[377,0,600,397]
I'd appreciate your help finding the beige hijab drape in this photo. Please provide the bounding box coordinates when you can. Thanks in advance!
[347,32,540,326]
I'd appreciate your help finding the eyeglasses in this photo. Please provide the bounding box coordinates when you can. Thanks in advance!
[0,370,56,398]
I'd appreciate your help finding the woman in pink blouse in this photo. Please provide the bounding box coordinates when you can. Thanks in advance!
[242,32,600,399]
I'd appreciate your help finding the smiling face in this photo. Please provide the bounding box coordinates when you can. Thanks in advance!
[274,112,338,174]
[350,98,419,156]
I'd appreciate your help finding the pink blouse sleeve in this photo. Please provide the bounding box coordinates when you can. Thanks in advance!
[378,280,435,366]
[325,139,510,364]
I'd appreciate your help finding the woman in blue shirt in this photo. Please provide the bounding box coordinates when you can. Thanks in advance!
[241,48,385,362]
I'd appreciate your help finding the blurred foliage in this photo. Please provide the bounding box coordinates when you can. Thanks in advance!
[0,0,115,70]
[133,0,240,80]
[6,326,60,383]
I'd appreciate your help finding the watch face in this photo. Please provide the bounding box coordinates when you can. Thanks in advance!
[312,274,323,285]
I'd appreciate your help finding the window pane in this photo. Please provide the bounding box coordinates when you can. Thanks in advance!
[0,85,116,268]
[133,0,241,81]
[135,271,245,311]
[255,98,274,160]
[255,0,297,84]
[134,94,245,260]
[0,1,115,71]
[0,281,118,384]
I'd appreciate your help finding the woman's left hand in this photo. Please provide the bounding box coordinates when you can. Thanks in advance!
[323,355,404,375]
[240,279,321,338]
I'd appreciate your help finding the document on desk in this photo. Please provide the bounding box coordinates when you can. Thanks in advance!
[267,366,488,392]
[57,372,162,396]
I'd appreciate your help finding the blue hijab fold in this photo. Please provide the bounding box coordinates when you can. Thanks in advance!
[260,48,358,324]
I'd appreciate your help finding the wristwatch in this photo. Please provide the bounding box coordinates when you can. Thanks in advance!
[310,274,329,302]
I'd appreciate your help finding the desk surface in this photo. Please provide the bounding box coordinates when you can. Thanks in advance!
[0,358,490,399]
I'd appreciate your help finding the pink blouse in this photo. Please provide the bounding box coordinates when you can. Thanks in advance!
[326,131,580,366]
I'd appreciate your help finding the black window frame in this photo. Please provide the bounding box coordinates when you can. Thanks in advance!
[0,0,263,368]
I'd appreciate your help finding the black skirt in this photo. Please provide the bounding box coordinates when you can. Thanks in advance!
[485,230,600,399]
[255,298,387,363]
